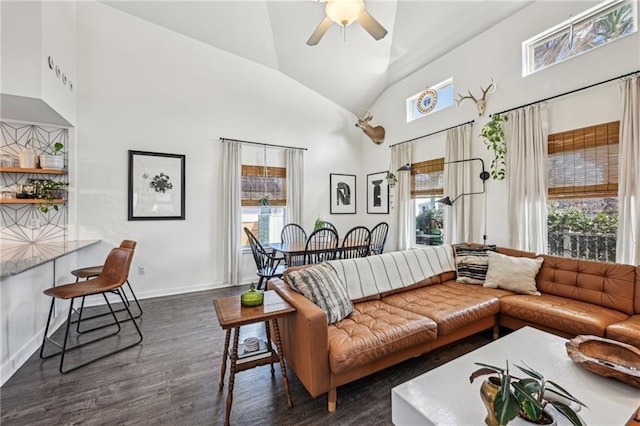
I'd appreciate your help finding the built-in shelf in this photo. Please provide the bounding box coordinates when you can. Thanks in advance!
[0,199,66,204]
[0,167,67,175]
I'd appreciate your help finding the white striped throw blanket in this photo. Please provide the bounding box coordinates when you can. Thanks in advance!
[326,245,456,300]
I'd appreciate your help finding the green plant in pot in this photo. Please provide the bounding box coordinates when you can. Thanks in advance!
[470,361,586,426]
[34,179,69,213]
[39,142,65,170]
[386,171,398,187]
[314,217,325,231]
[480,114,507,180]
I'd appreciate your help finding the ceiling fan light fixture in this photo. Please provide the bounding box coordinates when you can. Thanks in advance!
[326,0,365,27]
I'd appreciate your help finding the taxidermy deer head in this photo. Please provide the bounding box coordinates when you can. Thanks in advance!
[456,77,496,117]
[356,111,385,145]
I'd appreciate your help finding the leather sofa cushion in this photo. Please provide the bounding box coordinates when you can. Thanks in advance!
[606,315,640,348]
[328,300,437,374]
[443,281,515,298]
[537,254,635,315]
[636,267,640,314]
[501,294,629,337]
[382,284,500,336]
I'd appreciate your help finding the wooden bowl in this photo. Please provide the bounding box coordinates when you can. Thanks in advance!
[566,335,640,388]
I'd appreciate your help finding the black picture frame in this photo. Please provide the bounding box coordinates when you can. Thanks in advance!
[128,150,185,220]
[329,173,356,214]
[367,171,389,214]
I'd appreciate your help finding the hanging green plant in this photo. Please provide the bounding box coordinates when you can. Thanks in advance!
[480,114,508,180]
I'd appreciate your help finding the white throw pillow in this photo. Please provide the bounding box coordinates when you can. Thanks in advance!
[286,263,353,324]
[483,251,544,296]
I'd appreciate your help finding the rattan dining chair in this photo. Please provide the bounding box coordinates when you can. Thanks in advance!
[70,240,142,333]
[281,223,307,267]
[39,247,143,374]
[245,227,286,290]
[340,226,371,259]
[304,228,339,264]
[370,222,389,255]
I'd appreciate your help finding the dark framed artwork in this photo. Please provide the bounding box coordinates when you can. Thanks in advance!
[330,173,356,214]
[128,150,185,220]
[367,171,389,214]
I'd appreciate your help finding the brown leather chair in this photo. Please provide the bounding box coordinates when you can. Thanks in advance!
[39,247,143,374]
[71,240,142,331]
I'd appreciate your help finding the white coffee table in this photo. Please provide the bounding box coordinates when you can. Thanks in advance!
[392,326,640,425]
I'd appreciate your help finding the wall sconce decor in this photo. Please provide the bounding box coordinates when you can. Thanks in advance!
[436,158,490,206]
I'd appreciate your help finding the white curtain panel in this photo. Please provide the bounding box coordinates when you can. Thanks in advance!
[391,143,413,250]
[221,140,242,286]
[617,75,640,265]
[443,123,473,244]
[505,104,549,253]
[286,148,304,225]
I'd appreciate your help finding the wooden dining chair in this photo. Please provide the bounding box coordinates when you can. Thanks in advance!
[370,222,389,255]
[70,239,142,333]
[304,228,339,264]
[245,227,286,290]
[39,247,143,374]
[340,226,371,259]
[281,223,307,267]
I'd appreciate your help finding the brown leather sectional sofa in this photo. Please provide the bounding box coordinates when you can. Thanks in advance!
[268,246,640,412]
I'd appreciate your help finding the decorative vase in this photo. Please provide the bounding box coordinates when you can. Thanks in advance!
[19,149,37,168]
[511,410,557,426]
[480,377,501,426]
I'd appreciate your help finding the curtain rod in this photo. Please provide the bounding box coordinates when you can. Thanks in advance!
[219,137,308,151]
[388,120,475,148]
[491,69,640,117]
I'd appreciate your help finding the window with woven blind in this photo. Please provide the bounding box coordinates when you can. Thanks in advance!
[241,165,286,206]
[548,121,619,199]
[411,158,444,198]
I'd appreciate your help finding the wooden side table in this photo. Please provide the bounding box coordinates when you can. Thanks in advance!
[213,290,295,426]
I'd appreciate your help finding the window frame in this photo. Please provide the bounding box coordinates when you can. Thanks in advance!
[522,0,637,76]
[406,78,454,123]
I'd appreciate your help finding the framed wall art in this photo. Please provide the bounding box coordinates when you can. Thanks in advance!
[367,171,389,214]
[329,173,356,214]
[128,150,185,220]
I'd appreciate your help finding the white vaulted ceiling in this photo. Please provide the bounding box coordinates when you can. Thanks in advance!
[102,0,533,113]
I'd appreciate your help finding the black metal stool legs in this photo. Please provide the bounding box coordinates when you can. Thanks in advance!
[39,289,143,374]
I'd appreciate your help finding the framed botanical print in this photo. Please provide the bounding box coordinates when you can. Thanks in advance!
[367,171,389,214]
[128,150,185,220]
[329,173,356,214]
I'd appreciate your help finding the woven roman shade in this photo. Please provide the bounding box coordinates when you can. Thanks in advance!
[411,158,444,198]
[241,165,286,206]
[548,121,619,199]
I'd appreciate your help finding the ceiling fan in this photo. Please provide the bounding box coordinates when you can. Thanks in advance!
[307,0,388,46]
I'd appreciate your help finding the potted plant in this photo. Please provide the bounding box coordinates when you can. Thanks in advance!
[386,171,398,187]
[470,361,586,426]
[314,217,325,231]
[34,179,69,213]
[19,138,38,168]
[39,141,65,170]
[480,114,507,180]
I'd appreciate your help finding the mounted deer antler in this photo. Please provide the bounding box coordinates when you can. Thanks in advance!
[356,111,385,145]
[456,77,496,116]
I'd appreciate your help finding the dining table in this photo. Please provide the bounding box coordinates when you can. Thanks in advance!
[269,239,370,265]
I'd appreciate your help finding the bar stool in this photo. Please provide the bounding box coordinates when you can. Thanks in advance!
[71,240,142,332]
[39,247,143,373]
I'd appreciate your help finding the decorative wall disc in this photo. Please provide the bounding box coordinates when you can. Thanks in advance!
[417,88,438,114]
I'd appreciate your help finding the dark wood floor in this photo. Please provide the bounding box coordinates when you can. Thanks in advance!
[0,285,493,425]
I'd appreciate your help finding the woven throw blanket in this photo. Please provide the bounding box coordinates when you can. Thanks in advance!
[326,245,455,300]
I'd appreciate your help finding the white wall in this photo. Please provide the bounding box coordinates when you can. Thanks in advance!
[364,0,640,250]
[74,2,363,297]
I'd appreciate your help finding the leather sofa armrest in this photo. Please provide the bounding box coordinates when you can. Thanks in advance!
[268,277,331,398]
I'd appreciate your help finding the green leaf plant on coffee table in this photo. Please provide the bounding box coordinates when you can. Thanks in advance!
[470,361,586,426]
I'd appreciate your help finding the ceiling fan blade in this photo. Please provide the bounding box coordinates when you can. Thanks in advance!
[307,17,333,46]
[357,10,387,41]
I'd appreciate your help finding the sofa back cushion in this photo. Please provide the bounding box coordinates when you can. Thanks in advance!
[537,254,636,315]
[327,245,456,300]
[636,267,640,314]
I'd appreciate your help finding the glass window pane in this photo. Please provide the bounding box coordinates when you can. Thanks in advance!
[414,198,444,246]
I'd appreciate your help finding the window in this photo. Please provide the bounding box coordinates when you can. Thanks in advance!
[547,121,619,262]
[523,0,637,76]
[241,165,286,246]
[406,78,454,122]
[411,158,445,246]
